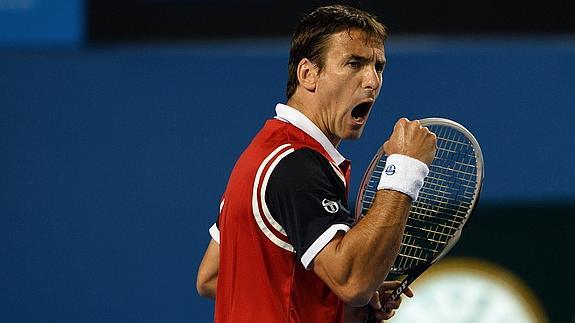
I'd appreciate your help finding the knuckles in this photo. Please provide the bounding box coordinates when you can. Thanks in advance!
[386,118,437,164]
[393,118,436,141]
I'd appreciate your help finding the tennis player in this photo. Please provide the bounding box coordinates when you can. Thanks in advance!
[197,4,436,322]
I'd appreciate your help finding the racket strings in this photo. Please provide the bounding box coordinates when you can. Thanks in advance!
[359,124,479,273]
[394,125,478,271]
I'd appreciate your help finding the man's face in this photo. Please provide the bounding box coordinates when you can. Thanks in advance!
[315,29,385,144]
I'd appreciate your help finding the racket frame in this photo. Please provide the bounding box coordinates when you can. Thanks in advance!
[356,118,484,319]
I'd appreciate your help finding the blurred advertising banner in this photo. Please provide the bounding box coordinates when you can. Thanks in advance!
[0,0,84,47]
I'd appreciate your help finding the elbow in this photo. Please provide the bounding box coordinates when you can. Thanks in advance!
[196,281,212,298]
[195,277,205,296]
[196,275,216,299]
[196,280,215,299]
[196,239,219,299]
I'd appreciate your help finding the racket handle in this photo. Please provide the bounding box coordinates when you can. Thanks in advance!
[384,279,409,305]
[366,279,409,322]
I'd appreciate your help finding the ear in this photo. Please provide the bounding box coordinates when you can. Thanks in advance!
[296,58,319,92]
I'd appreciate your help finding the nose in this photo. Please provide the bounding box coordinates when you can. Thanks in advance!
[362,66,381,91]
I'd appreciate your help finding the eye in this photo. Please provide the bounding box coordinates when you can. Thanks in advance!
[347,61,361,69]
[375,62,385,73]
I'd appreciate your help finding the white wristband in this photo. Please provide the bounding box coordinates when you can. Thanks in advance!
[377,154,430,201]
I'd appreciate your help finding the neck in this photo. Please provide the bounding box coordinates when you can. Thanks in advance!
[286,97,341,148]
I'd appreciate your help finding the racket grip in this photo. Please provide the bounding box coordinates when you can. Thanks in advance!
[365,279,409,322]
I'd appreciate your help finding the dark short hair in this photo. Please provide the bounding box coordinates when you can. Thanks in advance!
[286,4,388,99]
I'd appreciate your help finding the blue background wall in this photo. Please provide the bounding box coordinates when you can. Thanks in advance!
[0,0,83,47]
[2,36,575,321]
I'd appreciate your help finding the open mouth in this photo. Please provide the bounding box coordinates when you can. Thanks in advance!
[351,101,373,123]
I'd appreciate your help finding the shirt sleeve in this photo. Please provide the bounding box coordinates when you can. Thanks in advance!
[209,198,225,244]
[209,223,220,244]
[265,148,354,269]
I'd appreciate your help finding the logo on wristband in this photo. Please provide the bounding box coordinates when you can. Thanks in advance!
[385,164,396,176]
[322,199,339,214]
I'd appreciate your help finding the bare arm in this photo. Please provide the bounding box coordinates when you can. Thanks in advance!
[196,239,219,299]
[313,118,436,306]
[314,191,411,306]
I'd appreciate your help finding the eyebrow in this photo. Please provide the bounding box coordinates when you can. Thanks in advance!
[346,54,386,66]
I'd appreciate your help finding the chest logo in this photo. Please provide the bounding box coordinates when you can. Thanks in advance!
[322,199,339,214]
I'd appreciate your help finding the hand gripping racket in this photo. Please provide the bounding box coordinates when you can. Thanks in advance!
[356,118,484,322]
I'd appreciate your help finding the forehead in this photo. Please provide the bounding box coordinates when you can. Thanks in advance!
[324,29,385,59]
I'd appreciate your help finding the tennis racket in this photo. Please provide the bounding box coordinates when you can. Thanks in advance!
[356,118,484,322]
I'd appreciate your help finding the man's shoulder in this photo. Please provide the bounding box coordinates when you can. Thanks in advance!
[242,119,326,159]
[278,147,329,169]
[268,147,344,191]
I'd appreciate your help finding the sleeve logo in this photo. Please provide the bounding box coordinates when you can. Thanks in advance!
[322,199,339,214]
[384,164,396,176]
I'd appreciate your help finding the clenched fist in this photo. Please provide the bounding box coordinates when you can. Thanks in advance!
[383,118,437,165]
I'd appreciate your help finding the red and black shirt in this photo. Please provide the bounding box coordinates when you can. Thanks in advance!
[210,104,354,322]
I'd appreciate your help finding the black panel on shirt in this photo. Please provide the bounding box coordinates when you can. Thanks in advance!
[265,148,354,263]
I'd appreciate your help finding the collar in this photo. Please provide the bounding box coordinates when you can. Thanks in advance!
[274,103,346,165]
